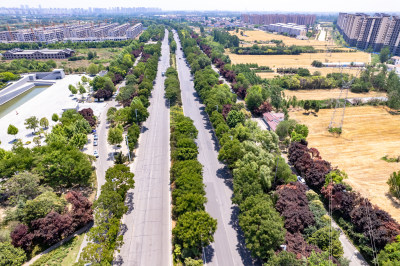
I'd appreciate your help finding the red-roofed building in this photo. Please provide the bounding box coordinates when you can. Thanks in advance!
[263,112,284,131]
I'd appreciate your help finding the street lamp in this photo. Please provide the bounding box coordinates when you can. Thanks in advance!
[125,135,131,161]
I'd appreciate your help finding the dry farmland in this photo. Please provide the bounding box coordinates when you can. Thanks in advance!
[284,89,386,101]
[289,106,400,222]
[227,50,371,68]
[229,30,338,49]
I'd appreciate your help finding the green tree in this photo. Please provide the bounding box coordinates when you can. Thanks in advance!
[1,171,48,205]
[379,46,391,63]
[275,119,297,140]
[304,100,311,112]
[184,257,203,266]
[308,226,344,259]
[0,242,27,266]
[108,126,123,153]
[68,85,78,95]
[23,191,67,224]
[173,193,206,218]
[266,251,302,266]
[388,171,400,199]
[81,76,88,83]
[87,63,99,76]
[104,164,135,196]
[70,133,88,150]
[239,194,285,260]
[378,235,400,265]
[37,146,92,187]
[245,88,263,112]
[129,101,149,124]
[24,116,39,132]
[307,251,331,266]
[7,124,18,140]
[39,117,49,129]
[218,138,244,168]
[226,110,245,128]
[33,136,41,146]
[172,211,217,258]
[79,84,86,100]
[52,113,59,122]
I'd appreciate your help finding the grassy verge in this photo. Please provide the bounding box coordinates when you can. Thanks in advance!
[31,235,83,266]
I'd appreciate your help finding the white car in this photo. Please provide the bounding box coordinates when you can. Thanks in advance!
[161,72,166,77]
[93,150,99,158]
[94,134,98,140]
[297,176,306,184]
[93,140,98,146]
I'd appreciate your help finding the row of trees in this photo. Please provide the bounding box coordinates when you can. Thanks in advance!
[180,26,355,264]
[288,140,400,262]
[195,34,287,116]
[180,28,313,263]
[78,165,134,264]
[231,44,316,55]
[164,67,181,105]
[164,54,217,264]
[170,107,217,263]
[0,59,56,74]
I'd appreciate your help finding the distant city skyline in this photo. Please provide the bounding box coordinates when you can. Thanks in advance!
[1,0,399,13]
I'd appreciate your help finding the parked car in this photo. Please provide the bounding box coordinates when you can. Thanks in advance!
[93,150,99,158]
[94,134,98,140]
[162,72,166,77]
[92,129,96,133]
[93,140,98,146]
[297,176,306,184]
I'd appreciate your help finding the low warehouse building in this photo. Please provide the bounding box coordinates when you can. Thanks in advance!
[2,48,75,60]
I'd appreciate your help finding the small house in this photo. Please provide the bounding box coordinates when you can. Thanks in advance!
[263,112,284,131]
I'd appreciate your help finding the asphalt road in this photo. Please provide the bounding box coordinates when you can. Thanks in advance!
[173,30,255,266]
[118,30,171,266]
[76,51,143,262]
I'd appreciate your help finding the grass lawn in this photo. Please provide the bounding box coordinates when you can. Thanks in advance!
[31,234,84,266]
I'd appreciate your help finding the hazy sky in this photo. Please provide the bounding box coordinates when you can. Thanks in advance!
[1,0,399,12]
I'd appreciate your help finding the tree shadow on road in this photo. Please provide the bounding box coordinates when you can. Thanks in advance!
[199,106,220,152]
[216,167,233,191]
[125,191,135,214]
[113,255,124,266]
[230,205,261,266]
[204,244,215,264]
[141,126,148,134]
[119,223,128,236]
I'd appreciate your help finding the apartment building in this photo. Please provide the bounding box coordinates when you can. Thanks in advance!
[108,23,130,37]
[0,22,143,43]
[126,23,143,39]
[337,13,400,56]
[2,48,75,60]
[241,14,316,26]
